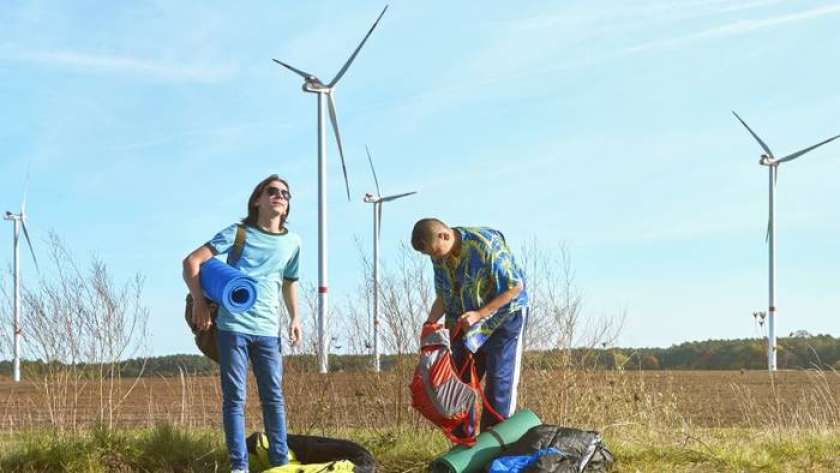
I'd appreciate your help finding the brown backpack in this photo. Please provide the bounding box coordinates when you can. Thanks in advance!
[184,224,246,363]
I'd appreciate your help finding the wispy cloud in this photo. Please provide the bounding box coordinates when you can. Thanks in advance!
[355,0,799,135]
[509,0,788,33]
[625,4,840,53]
[108,121,291,152]
[0,46,237,83]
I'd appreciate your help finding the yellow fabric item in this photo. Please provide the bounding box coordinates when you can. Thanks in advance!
[250,433,355,473]
[250,434,356,473]
[250,434,299,471]
[263,460,355,473]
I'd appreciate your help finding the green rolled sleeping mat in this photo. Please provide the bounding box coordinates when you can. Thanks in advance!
[247,432,377,473]
[430,409,542,473]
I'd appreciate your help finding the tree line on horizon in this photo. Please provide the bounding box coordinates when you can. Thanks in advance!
[3,333,838,379]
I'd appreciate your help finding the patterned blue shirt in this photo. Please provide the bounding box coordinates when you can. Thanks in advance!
[432,227,528,341]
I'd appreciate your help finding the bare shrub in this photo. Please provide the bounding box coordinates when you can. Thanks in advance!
[1,232,149,431]
[518,239,624,367]
[376,245,431,356]
[336,237,375,357]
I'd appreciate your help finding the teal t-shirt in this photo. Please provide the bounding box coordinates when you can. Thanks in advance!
[206,223,301,337]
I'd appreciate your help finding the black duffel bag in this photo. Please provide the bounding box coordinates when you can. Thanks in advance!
[490,424,614,472]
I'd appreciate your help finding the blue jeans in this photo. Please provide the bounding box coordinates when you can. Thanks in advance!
[217,330,288,471]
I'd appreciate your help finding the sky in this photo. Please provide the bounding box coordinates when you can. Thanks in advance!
[1,0,839,357]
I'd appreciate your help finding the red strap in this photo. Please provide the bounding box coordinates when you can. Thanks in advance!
[458,352,505,423]
[470,357,505,423]
[451,321,463,341]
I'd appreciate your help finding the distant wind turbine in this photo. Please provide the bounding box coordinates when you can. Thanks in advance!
[362,145,416,373]
[733,111,840,371]
[273,6,389,374]
[4,175,39,383]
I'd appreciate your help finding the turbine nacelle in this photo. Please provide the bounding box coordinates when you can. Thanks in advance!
[759,155,775,166]
[734,111,840,168]
[302,78,331,94]
[275,5,388,97]
[363,193,379,204]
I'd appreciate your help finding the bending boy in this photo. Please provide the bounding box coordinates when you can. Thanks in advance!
[411,218,528,431]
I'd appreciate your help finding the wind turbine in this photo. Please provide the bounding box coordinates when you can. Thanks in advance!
[362,145,416,373]
[273,6,388,374]
[733,111,840,372]
[4,180,39,383]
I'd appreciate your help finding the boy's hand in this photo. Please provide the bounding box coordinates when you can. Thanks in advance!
[458,311,483,331]
[289,319,302,347]
[192,298,213,331]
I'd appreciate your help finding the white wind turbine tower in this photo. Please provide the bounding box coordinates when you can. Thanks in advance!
[363,145,416,373]
[4,179,39,383]
[273,6,388,373]
[733,111,840,372]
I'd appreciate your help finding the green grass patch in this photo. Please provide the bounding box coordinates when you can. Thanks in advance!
[605,428,840,472]
[0,424,227,473]
[2,425,840,472]
[332,427,449,472]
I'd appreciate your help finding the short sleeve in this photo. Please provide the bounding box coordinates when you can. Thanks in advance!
[206,224,238,255]
[283,242,301,281]
[488,235,524,293]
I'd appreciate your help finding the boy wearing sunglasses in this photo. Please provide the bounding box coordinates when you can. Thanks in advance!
[411,218,528,433]
[183,174,301,473]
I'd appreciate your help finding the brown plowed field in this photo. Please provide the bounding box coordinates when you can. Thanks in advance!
[1,369,838,433]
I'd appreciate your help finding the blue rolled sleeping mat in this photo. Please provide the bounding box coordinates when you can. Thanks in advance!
[199,257,258,313]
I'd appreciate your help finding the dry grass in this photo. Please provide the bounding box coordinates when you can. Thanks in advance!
[3,367,839,432]
[2,366,840,471]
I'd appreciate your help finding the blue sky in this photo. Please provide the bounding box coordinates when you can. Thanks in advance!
[1,0,839,356]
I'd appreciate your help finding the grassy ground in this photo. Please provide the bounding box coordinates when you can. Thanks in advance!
[0,424,227,473]
[2,425,840,472]
[606,427,840,472]
[3,368,840,471]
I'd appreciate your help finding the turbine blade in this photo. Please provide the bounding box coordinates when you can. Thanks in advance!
[272,59,315,80]
[365,145,382,197]
[732,111,774,159]
[21,220,39,273]
[765,219,770,244]
[775,133,840,163]
[327,93,351,200]
[380,191,417,202]
[21,161,32,215]
[328,5,389,88]
[377,203,382,241]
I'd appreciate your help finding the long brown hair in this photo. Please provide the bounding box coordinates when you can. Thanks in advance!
[242,174,290,229]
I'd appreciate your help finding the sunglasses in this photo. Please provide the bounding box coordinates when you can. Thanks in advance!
[265,186,291,200]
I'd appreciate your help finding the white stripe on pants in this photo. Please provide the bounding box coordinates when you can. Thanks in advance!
[508,307,527,416]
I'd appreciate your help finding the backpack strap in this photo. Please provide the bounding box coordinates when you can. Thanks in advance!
[457,350,506,425]
[226,224,247,267]
[467,353,506,422]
